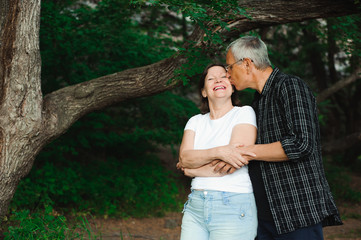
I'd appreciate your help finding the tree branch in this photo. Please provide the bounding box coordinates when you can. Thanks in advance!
[317,67,361,103]
[41,55,187,141]
[218,0,360,39]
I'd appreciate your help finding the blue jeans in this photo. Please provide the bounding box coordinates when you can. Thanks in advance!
[257,219,324,240]
[181,190,257,240]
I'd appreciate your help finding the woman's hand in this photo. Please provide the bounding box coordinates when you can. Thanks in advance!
[211,160,237,174]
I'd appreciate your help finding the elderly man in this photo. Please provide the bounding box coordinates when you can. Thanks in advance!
[222,36,342,239]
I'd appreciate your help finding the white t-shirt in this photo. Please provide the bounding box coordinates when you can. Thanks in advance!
[184,106,257,193]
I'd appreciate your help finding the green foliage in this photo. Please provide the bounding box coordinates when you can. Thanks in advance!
[3,206,99,239]
[130,0,252,85]
[40,0,176,93]
[328,15,361,57]
[132,0,249,36]
[324,160,361,202]
[175,47,213,85]
[12,153,183,217]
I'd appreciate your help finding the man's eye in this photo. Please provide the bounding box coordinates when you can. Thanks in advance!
[207,78,214,81]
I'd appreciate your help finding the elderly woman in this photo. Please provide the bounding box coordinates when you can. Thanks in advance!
[177,64,258,240]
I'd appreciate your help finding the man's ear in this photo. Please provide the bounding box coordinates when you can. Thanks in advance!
[245,58,253,74]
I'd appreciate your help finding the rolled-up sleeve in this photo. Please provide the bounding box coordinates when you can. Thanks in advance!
[279,78,318,161]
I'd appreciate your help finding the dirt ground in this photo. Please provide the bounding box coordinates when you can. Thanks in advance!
[89,203,361,240]
[88,177,361,240]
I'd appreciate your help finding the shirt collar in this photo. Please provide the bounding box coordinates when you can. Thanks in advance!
[260,67,279,96]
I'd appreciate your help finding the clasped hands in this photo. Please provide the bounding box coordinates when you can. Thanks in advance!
[177,144,256,175]
[210,144,256,174]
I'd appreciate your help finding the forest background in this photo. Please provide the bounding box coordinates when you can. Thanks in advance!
[1,0,361,238]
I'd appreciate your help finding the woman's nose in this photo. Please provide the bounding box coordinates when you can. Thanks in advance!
[215,77,222,83]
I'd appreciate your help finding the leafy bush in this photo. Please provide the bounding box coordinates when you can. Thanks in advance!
[3,206,98,240]
[12,154,183,217]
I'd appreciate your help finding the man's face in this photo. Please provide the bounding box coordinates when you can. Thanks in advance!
[226,50,247,91]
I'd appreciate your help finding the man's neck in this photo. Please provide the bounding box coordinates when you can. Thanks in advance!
[254,67,273,94]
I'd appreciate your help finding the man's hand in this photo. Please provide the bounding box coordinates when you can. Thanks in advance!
[218,144,256,168]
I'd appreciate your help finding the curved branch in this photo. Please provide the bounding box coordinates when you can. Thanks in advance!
[41,55,188,141]
[317,68,361,103]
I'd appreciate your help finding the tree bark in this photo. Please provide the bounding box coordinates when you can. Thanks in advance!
[0,0,359,217]
[0,0,42,216]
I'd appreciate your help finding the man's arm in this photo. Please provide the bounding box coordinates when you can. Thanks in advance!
[240,141,288,162]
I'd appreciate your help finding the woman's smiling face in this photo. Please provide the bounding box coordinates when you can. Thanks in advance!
[202,66,233,100]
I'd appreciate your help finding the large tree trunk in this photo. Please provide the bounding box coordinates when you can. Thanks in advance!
[0,0,42,216]
[0,0,359,217]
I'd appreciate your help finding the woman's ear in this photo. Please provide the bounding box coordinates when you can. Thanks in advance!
[201,88,207,98]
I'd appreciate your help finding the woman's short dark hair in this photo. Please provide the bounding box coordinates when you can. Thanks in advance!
[198,63,240,114]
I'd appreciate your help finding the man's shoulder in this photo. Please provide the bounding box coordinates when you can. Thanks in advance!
[273,69,315,103]
[274,69,309,91]
[275,69,303,85]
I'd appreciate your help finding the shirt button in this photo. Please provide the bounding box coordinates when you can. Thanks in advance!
[241,213,245,217]
[204,191,208,195]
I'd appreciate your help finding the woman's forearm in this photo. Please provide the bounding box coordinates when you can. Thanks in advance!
[179,147,221,168]
[183,162,228,178]
[179,124,257,169]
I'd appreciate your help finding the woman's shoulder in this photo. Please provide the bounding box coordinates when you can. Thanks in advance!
[188,112,209,122]
[233,105,255,114]
[232,106,257,126]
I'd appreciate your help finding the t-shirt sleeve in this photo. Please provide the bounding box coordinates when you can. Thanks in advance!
[235,106,257,128]
[184,114,200,131]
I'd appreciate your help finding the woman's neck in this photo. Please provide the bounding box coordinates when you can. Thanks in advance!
[208,100,234,120]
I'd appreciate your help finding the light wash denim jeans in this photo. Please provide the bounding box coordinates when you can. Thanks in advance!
[181,190,257,240]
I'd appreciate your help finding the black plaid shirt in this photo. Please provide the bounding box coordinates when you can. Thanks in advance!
[249,67,342,234]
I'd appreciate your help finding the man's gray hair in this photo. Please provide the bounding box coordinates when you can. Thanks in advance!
[227,36,271,70]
